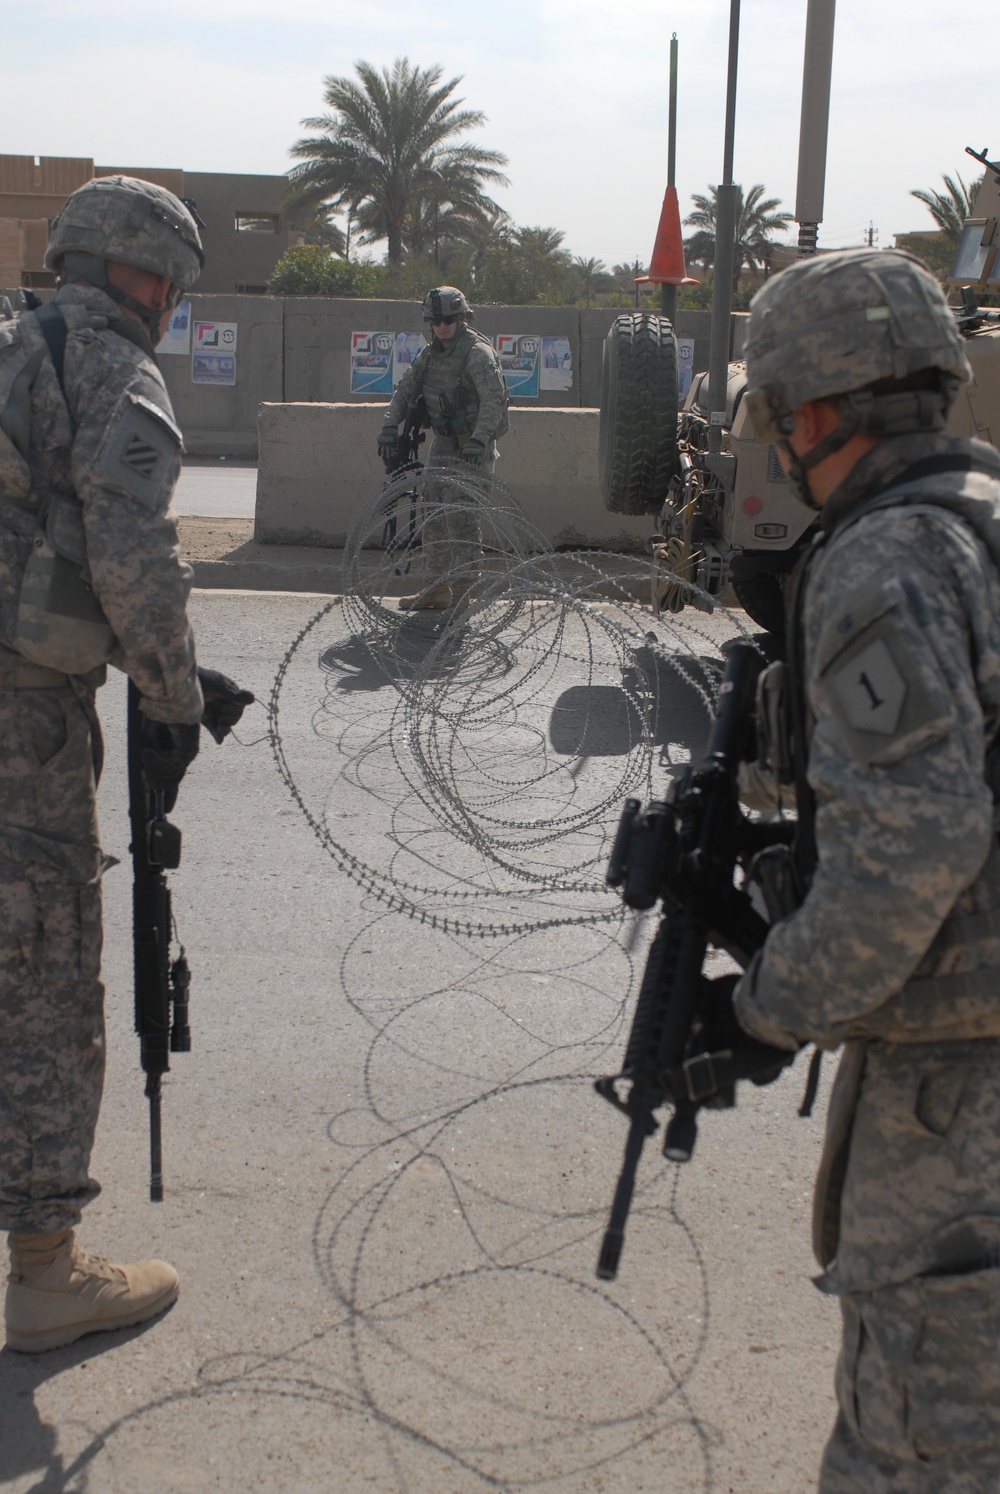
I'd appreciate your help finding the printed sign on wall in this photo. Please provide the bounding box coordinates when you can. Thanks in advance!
[677,338,695,399]
[192,321,237,385]
[540,335,573,392]
[156,300,190,355]
[350,330,395,394]
[496,334,540,398]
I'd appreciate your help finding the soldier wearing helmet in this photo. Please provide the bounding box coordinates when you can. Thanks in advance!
[0,175,252,1354]
[720,249,1000,1489]
[377,286,509,611]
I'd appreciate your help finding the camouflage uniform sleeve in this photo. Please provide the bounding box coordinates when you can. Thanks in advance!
[383,352,424,428]
[735,509,999,1049]
[467,343,507,446]
[66,328,202,724]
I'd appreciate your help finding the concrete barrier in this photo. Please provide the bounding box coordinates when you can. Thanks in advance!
[255,403,659,552]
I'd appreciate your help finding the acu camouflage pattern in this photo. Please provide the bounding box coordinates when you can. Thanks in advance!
[0,682,106,1233]
[0,283,202,724]
[44,175,204,289]
[0,281,202,1235]
[384,325,509,453]
[736,432,1000,1052]
[733,431,1000,1493]
[385,326,507,585]
[744,249,970,441]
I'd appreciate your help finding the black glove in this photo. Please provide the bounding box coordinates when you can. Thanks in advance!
[694,974,793,1090]
[461,438,486,466]
[377,426,399,462]
[139,717,200,810]
[198,666,255,745]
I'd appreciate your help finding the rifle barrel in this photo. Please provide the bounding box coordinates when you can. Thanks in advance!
[146,1072,163,1203]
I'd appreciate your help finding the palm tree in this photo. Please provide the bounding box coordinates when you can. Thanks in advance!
[474,225,574,304]
[571,255,610,306]
[286,58,509,265]
[911,172,984,250]
[684,184,793,294]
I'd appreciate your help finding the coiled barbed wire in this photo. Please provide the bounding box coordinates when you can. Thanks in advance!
[269,466,759,937]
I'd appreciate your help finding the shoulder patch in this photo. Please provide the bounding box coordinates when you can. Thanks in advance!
[92,392,183,509]
[827,638,906,736]
[814,576,956,766]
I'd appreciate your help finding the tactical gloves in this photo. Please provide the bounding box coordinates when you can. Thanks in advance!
[691,974,795,1092]
[377,426,399,462]
[197,666,255,744]
[461,439,486,466]
[138,718,200,810]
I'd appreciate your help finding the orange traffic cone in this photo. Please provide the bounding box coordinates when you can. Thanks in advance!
[635,185,698,286]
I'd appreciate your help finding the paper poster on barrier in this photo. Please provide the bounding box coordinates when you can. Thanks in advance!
[392,330,424,387]
[350,330,395,394]
[194,321,237,355]
[495,334,540,398]
[192,321,237,385]
[192,351,236,386]
[157,299,190,355]
[677,338,695,399]
[540,335,573,392]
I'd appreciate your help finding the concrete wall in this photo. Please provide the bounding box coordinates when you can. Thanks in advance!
[159,295,745,456]
[256,402,655,553]
[158,294,284,459]
[1,284,747,457]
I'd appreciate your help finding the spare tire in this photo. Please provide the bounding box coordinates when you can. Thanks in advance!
[599,312,680,514]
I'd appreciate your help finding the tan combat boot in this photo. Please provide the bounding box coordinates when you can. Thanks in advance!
[398,582,453,611]
[5,1229,179,1353]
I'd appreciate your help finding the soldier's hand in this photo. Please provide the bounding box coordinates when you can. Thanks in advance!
[699,973,746,1051]
[139,718,200,810]
[197,666,255,744]
[377,426,399,463]
[461,439,486,466]
[697,974,796,1089]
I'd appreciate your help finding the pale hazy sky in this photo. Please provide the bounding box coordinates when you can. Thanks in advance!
[3,0,993,268]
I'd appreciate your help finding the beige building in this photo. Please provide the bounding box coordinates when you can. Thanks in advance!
[0,154,301,294]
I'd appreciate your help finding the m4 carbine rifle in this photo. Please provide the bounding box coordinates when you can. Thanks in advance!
[595,640,796,1280]
[127,680,191,1203]
[381,398,427,570]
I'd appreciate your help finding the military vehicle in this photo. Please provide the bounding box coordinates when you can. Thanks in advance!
[599,151,1000,636]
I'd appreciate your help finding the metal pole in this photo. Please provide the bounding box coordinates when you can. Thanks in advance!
[707,0,740,454]
[795,0,837,255]
[661,34,680,323]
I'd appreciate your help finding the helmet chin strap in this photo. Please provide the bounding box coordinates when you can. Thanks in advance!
[774,411,858,512]
[58,251,161,350]
[776,381,952,510]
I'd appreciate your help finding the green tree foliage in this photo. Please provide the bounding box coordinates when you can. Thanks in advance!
[286,58,509,266]
[266,246,385,297]
[683,184,793,293]
[474,226,574,304]
[569,256,612,306]
[911,172,983,245]
[905,171,986,277]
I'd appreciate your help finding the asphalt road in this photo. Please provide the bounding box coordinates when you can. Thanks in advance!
[174,462,258,519]
[0,589,838,1492]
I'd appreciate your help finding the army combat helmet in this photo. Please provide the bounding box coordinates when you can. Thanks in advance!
[422,286,472,322]
[745,248,970,499]
[46,175,204,341]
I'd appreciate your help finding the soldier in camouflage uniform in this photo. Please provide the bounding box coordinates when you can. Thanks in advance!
[0,176,251,1353]
[730,248,1000,1490]
[377,286,509,611]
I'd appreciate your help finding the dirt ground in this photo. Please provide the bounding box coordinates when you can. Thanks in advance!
[176,515,254,562]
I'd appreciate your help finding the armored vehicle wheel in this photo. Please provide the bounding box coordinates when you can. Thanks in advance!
[730,566,787,637]
[599,313,680,514]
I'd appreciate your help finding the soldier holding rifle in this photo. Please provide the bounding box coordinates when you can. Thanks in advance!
[0,177,250,1353]
[735,248,1000,1491]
